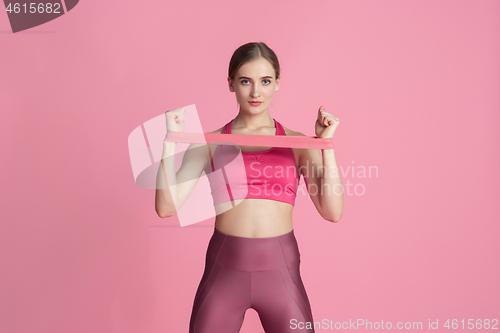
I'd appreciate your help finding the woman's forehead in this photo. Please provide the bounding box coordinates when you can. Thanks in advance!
[237,59,274,77]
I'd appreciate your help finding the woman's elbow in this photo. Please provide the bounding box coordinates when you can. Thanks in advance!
[322,211,343,223]
[155,196,178,218]
[155,207,177,218]
[331,215,342,223]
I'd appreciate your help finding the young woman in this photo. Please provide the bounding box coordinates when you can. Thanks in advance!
[156,42,343,333]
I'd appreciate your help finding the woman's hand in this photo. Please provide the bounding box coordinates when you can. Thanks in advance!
[165,107,186,133]
[315,106,339,139]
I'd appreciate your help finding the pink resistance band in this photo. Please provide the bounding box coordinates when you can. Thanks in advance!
[164,131,334,149]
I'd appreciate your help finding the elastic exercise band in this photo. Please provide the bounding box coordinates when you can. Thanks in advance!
[165,132,334,149]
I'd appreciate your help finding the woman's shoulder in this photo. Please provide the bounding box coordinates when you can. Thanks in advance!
[281,123,306,137]
[207,126,224,134]
[183,126,223,151]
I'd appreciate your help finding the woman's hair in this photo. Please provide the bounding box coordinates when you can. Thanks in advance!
[228,42,280,81]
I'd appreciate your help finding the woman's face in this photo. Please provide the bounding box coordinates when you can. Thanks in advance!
[229,57,280,115]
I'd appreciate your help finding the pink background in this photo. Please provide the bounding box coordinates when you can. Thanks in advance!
[1,0,499,332]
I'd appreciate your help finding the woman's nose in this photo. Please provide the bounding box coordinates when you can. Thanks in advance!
[251,85,260,97]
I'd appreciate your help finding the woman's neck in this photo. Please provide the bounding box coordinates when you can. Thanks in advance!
[232,110,274,131]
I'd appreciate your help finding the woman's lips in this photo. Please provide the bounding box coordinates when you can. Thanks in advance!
[249,101,262,106]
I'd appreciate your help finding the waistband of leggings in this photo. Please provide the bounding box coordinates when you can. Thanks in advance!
[210,227,300,271]
[213,227,295,246]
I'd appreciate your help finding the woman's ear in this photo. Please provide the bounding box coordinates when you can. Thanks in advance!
[227,77,234,92]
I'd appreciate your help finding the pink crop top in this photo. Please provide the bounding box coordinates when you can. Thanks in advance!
[207,118,300,206]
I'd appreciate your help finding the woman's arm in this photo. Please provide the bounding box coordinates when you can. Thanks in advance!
[155,141,209,218]
[292,106,343,222]
[299,145,343,222]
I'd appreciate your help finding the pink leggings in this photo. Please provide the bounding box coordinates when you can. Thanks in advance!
[189,227,315,333]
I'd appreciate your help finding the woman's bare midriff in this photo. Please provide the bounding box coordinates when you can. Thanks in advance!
[214,198,294,238]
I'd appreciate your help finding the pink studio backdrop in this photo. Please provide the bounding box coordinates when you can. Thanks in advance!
[1,0,499,332]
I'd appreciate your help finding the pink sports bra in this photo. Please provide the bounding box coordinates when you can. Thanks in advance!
[207,118,300,206]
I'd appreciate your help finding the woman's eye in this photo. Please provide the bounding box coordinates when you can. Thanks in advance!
[241,80,249,85]
[263,79,271,85]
